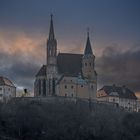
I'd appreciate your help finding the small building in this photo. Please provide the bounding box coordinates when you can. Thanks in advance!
[136,100,140,112]
[0,76,16,102]
[97,85,137,111]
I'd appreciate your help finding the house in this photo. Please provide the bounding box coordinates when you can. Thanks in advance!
[0,76,16,103]
[136,100,140,112]
[97,85,137,111]
[34,15,97,99]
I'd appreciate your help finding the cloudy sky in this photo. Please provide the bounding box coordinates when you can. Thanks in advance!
[0,0,140,95]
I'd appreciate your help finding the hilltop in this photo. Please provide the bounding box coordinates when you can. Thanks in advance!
[0,98,140,140]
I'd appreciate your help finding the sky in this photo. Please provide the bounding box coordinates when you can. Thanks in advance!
[0,0,140,96]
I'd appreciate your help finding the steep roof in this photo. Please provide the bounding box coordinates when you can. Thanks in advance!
[57,53,83,76]
[84,32,93,55]
[48,14,55,40]
[36,65,46,77]
[99,85,137,100]
[36,53,83,77]
[0,76,15,87]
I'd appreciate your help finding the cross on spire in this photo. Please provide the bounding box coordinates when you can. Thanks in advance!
[87,27,90,37]
[50,14,53,20]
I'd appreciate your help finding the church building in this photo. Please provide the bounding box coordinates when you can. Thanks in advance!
[34,15,97,99]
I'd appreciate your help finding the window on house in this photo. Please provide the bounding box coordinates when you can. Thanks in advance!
[0,88,2,90]
[64,85,67,89]
[65,93,67,97]
[85,63,87,66]
[89,63,91,66]
[0,94,2,97]
[71,86,74,89]
[113,98,115,102]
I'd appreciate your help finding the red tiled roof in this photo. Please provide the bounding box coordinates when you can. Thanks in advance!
[99,85,137,100]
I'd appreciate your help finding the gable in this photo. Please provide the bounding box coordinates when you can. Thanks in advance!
[36,65,46,77]
[0,76,15,87]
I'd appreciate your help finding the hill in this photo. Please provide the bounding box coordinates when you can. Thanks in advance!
[0,98,140,140]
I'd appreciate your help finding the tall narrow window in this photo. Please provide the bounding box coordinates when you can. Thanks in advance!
[89,63,91,66]
[38,80,41,95]
[52,78,55,95]
[43,79,46,96]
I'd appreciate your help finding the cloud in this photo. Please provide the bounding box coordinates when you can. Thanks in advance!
[0,58,40,89]
[0,30,46,92]
[0,29,140,95]
[0,29,85,93]
[96,45,140,92]
[0,29,46,62]
[58,39,84,54]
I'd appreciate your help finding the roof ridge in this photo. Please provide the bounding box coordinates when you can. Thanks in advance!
[58,53,83,55]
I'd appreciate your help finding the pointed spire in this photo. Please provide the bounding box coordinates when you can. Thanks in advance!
[84,28,93,55]
[49,14,55,40]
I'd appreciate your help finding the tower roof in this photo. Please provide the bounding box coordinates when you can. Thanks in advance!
[48,14,55,40]
[84,30,93,55]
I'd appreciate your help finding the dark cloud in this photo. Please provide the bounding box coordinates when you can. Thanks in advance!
[0,30,46,93]
[0,51,41,91]
[1,42,140,94]
[96,46,140,92]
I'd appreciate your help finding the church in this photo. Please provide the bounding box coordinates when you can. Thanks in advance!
[34,15,97,99]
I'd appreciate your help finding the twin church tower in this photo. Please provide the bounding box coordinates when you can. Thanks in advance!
[34,15,97,99]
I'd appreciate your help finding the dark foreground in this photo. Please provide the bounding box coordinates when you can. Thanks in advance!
[0,98,140,140]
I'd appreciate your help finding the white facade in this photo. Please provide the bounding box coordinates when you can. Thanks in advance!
[0,77,16,103]
[136,100,140,112]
